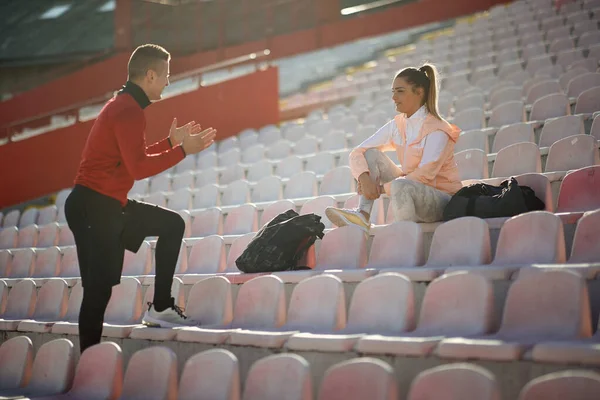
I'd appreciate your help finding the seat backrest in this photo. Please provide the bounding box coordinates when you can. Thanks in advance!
[191,207,223,237]
[251,176,281,203]
[317,358,398,400]
[530,93,570,121]
[569,209,600,263]
[219,164,245,186]
[143,277,185,309]
[492,123,534,153]
[567,72,600,98]
[19,208,38,228]
[526,79,561,104]
[242,144,266,164]
[418,272,494,335]
[305,153,336,176]
[119,346,178,400]
[27,338,75,396]
[260,200,295,227]
[427,217,492,266]
[0,336,33,390]
[16,225,36,248]
[557,166,600,212]
[492,142,541,178]
[500,270,591,339]
[316,226,367,270]
[187,235,226,274]
[226,233,256,271]
[347,273,415,334]
[574,86,600,114]
[221,180,250,206]
[284,172,318,199]
[2,210,20,228]
[367,222,423,268]
[166,188,192,211]
[246,160,274,182]
[286,274,346,332]
[104,277,142,325]
[494,211,566,265]
[591,114,599,141]
[33,279,68,321]
[276,155,304,178]
[454,130,489,154]
[3,278,36,319]
[299,196,337,229]
[0,226,18,249]
[455,149,490,180]
[186,276,233,326]
[122,241,152,276]
[294,137,319,155]
[518,370,600,400]
[223,204,258,236]
[9,248,37,279]
[539,115,585,148]
[408,363,500,400]
[319,166,355,195]
[37,222,59,248]
[231,276,286,330]
[559,67,588,90]
[62,281,83,322]
[489,101,525,127]
[266,140,293,160]
[242,354,311,400]
[57,226,75,246]
[59,246,79,278]
[179,349,240,400]
[69,342,123,399]
[453,108,485,131]
[218,148,242,167]
[545,134,598,173]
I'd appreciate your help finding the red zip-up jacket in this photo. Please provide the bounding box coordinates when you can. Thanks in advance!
[74,82,185,206]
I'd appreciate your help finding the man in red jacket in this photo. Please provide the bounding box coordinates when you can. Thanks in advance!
[64,44,216,353]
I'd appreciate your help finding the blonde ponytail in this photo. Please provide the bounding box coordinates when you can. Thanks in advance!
[418,64,441,120]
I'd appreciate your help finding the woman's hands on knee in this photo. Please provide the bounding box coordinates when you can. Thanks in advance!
[358,173,383,200]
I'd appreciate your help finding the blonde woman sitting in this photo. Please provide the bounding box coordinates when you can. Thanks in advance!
[326,64,462,232]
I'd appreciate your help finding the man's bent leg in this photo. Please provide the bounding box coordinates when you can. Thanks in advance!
[78,284,112,353]
[124,200,185,311]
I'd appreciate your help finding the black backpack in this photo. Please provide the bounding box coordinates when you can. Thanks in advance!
[235,209,325,273]
[442,177,545,221]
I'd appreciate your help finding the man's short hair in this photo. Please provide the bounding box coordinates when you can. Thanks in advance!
[127,44,170,81]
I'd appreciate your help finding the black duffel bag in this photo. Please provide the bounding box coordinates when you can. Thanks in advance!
[235,209,325,273]
[442,177,545,221]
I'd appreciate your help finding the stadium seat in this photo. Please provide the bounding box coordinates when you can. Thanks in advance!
[175,276,234,343]
[454,130,489,154]
[121,241,151,276]
[556,49,585,70]
[258,125,281,144]
[578,31,600,48]
[0,338,75,398]
[320,166,355,195]
[101,277,143,338]
[429,216,492,267]
[184,236,226,276]
[305,153,336,176]
[294,137,319,155]
[251,176,282,203]
[407,364,500,400]
[492,142,542,177]
[18,208,38,228]
[548,37,575,54]
[225,233,255,271]
[172,171,196,191]
[574,86,600,114]
[260,200,295,227]
[455,149,489,180]
[568,209,600,264]
[0,226,18,249]
[17,279,68,333]
[317,358,398,400]
[529,93,570,121]
[32,246,61,278]
[218,137,238,154]
[266,140,293,160]
[437,270,591,361]
[525,79,561,104]
[166,188,192,211]
[452,108,485,131]
[488,101,526,127]
[223,204,258,235]
[54,189,71,207]
[242,144,266,164]
[221,180,251,206]
[119,346,177,400]
[195,169,219,187]
[17,224,37,248]
[149,174,171,193]
[8,248,36,279]
[37,223,60,248]
[59,246,79,278]
[219,164,245,186]
[178,349,240,400]
[283,125,308,142]
[492,123,535,153]
[545,134,598,172]
[592,114,600,141]
[191,208,223,237]
[357,272,493,356]
[284,171,318,199]
[0,279,36,330]
[291,273,415,352]
[321,131,348,151]
[539,115,585,147]
[0,336,33,391]
[556,166,600,212]
[242,354,311,400]
[276,155,304,178]
[193,184,220,209]
[518,371,600,400]
[219,148,242,167]
[2,210,20,228]
[36,206,58,226]
[299,196,337,229]
[50,281,82,335]
[246,160,274,182]
[559,67,589,91]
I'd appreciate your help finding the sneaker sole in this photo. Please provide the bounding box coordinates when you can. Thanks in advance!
[142,314,194,328]
[325,208,370,233]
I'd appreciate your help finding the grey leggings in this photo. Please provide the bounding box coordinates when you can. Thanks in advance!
[358,149,451,223]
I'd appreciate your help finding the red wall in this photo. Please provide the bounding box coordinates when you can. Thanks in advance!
[0,0,505,129]
[0,68,279,209]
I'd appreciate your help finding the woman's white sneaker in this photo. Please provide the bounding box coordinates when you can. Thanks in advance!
[325,207,370,232]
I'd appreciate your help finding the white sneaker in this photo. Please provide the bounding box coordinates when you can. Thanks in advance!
[325,207,370,232]
[142,302,200,328]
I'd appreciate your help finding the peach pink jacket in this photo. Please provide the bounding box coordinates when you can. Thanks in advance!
[349,109,462,195]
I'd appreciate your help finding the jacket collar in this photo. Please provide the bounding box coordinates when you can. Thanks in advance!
[118,81,151,109]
